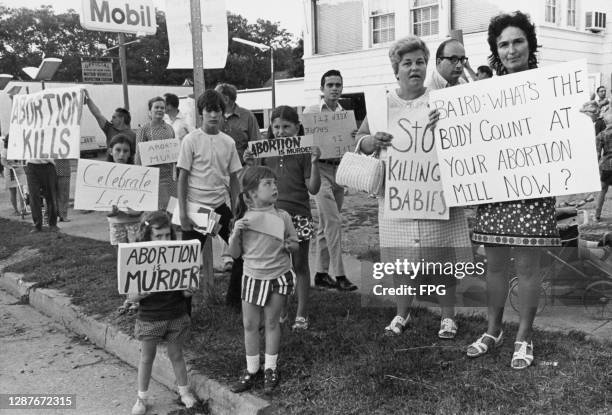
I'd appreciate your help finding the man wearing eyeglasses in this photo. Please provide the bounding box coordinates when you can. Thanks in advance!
[426,39,469,90]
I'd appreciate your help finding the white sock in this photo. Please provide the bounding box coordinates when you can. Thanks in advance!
[264,353,278,371]
[137,390,148,400]
[178,385,196,408]
[246,355,259,374]
[177,385,190,396]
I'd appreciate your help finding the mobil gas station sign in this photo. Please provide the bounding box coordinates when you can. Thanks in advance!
[80,0,157,35]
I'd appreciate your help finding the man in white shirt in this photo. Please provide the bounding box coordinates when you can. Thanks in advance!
[164,93,193,141]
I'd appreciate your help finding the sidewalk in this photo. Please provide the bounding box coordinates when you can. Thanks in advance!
[2,180,611,343]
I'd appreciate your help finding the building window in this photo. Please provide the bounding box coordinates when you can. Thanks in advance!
[412,0,439,37]
[370,0,395,45]
[545,0,557,23]
[567,0,576,26]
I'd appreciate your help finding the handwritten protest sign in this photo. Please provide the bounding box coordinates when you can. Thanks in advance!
[249,135,315,158]
[301,110,357,159]
[74,159,159,211]
[384,93,449,220]
[118,240,201,294]
[8,87,83,160]
[137,138,180,166]
[244,211,284,240]
[429,59,600,207]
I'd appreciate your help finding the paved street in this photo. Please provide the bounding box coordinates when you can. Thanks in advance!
[0,288,186,415]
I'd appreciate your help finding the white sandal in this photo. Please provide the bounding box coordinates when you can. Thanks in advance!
[511,341,534,370]
[466,330,504,358]
[384,314,409,336]
[438,318,458,339]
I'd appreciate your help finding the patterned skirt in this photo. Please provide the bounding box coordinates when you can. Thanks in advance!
[471,197,560,247]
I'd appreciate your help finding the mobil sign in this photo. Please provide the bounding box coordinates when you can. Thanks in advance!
[80,0,157,35]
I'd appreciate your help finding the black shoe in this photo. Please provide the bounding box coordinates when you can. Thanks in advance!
[231,370,260,393]
[263,368,279,394]
[336,276,358,291]
[314,273,337,290]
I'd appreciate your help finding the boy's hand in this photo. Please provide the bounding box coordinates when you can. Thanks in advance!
[180,214,193,231]
[311,146,321,163]
[243,149,255,167]
[351,129,358,139]
[183,287,197,297]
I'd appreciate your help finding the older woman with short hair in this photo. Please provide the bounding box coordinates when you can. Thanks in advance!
[357,35,472,339]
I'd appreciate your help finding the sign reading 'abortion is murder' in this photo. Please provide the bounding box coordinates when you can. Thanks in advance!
[74,159,159,211]
[384,93,448,220]
[429,59,600,206]
[118,240,201,294]
[8,87,84,160]
[137,138,180,166]
[249,135,315,158]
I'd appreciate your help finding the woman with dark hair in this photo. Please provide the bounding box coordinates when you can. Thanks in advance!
[134,96,176,210]
[466,11,560,370]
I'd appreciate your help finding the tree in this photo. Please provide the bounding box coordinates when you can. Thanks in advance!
[0,6,303,88]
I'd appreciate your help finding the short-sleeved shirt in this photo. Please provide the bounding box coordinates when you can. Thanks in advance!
[177,129,242,207]
[103,121,136,150]
[218,104,261,163]
[263,154,312,217]
[164,111,193,141]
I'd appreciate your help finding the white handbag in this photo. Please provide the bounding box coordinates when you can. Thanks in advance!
[335,138,384,195]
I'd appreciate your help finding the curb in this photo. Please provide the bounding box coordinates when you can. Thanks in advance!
[0,272,273,415]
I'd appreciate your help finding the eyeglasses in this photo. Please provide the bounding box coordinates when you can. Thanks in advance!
[440,56,468,65]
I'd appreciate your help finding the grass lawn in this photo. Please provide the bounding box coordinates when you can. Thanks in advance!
[2,217,612,414]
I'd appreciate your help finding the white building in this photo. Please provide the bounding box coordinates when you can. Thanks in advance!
[300,0,612,107]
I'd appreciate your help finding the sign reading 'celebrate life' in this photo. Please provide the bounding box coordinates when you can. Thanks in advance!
[8,87,84,160]
[74,159,159,211]
[429,59,600,207]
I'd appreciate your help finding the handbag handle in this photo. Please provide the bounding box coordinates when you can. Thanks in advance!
[354,134,381,158]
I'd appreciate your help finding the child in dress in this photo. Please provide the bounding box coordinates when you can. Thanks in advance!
[107,134,142,246]
[122,211,197,415]
[244,106,321,330]
[228,166,299,393]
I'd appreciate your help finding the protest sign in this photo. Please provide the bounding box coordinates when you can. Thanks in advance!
[429,59,600,207]
[244,211,285,240]
[118,240,201,294]
[364,88,389,135]
[165,0,228,69]
[74,159,159,211]
[301,110,357,159]
[384,94,449,220]
[249,135,315,158]
[8,87,83,160]
[137,138,180,166]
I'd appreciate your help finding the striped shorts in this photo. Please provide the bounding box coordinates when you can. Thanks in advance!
[241,270,295,307]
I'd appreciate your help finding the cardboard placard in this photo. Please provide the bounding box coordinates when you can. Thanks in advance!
[8,87,83,160]
[249,135,315,158]
[244,211,284,240]
[117,240,201,294]
[137,138,181,166]
[74,159,159,211]
[384,95,449,220]
[429,59,600,207]
[301,110,357,159]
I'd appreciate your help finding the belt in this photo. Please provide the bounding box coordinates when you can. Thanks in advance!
[319,159,341,166]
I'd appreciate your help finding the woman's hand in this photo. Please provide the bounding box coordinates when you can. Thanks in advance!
[372,132,393,150]
[311,146,321,163]
[243,149,255,167]
[427,108,440,131]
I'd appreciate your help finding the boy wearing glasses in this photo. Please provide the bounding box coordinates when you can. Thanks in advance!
[426,39,469,89]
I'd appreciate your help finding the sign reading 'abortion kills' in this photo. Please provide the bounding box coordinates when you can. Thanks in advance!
[8,87,84,160]
[384,94,449,220]
[118,240,201,294]
[74,159,159,211]
[249,135,315,158]
[137,138,180,166]
[429,59,600,206]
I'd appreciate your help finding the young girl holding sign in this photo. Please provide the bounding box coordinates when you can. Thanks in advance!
[122,211,198,415]
[244,106,321,331]
[107,134,142,246]
[228,166,299,393]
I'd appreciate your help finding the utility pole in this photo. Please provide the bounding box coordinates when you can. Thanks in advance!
[118,33,130,110]
[190,0,214,299]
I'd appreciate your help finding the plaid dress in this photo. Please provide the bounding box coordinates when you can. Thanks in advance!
[134,122,176,210]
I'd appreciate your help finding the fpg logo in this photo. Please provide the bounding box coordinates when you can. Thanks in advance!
[80,0,157,35]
